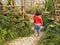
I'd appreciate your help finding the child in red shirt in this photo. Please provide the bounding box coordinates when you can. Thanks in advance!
[34,10,43,36]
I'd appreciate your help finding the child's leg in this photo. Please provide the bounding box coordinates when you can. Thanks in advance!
[34,24,37,33]
[37,29,40,36]
[36,25,40,36]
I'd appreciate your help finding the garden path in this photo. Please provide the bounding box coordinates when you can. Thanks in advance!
[6,32,44,45]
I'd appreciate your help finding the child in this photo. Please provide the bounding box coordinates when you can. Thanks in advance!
[34,10,43,36]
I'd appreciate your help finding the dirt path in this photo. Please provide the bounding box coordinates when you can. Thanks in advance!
[6,32,44,45]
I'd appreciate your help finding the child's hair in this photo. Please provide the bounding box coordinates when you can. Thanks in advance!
[35,10,42,16]
[0,2,3,5]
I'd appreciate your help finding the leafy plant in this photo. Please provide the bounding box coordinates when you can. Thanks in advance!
[37,14,60,45]
[0,9,34,45]
[26,6,45,14]
[45,0,54,14]
[7,0,11,5]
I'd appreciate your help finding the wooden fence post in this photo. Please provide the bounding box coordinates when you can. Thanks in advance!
[12,0,15,12]
[21,0,26,19]
[53,0,56,21]
[0,2,3,14]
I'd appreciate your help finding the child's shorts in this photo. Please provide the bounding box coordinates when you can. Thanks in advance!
[34,24,41,33]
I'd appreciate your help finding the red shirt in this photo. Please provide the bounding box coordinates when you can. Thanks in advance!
[34,15,43,24]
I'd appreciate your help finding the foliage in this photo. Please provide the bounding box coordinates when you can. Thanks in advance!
[37,14,60,45]
[38,22,60,45]
[57,0,60,3]
[26,6,45,14]
[7,0,11,5]
[0,11,33,45]
[45,0,54,14]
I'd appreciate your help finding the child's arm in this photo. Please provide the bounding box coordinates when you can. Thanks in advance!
[39,16,43,25]
[41,17,43,25]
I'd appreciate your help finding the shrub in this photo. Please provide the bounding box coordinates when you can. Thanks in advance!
[0,11,34,45]
[37,14,60,45]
